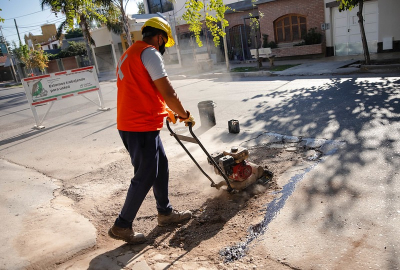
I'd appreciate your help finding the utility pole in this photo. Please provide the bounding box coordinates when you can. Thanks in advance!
[0,26,19,82]
[14,19,22,45]
[169,11,182,67]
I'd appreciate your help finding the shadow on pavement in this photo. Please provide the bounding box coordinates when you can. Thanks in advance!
[209,76,400,268]
[0,110,110,151]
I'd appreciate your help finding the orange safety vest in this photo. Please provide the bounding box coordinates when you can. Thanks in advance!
[116,41,168,132]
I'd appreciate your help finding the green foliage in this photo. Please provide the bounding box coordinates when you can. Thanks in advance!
[261,34,277,48]
[231,66,259,72]
[65,28,83,39]
[337,0,361,11]
[18,44,50,72]
[65,41,87,55]
[137,1,145,14]
[182,0,204,47]
[48,41,87,60]
[302,27,322,45]
[0,8,4,23]
[12,43,25,62]
[205,0,230,47]
[41,0,107,31]
[248,12,262,36]
[182,0,230,47]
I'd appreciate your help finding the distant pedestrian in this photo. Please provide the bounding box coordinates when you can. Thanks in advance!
[108,17,195,244]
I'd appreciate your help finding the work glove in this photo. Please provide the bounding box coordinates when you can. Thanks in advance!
[179,110,196,127]
[166,108,177,124]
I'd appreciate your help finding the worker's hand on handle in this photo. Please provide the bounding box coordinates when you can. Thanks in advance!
[166,108,178,124]
[178,110,195,127]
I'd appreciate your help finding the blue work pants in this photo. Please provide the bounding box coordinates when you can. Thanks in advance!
[115,130,172,228]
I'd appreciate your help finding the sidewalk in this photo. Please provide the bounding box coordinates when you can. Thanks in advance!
[164,51,400,79]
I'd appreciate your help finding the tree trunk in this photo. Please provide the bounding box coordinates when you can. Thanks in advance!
[254,31,261,68]
[223,26,230,71]
[357,1,370,65]
[120,0,133,47]
[80,17,94,66]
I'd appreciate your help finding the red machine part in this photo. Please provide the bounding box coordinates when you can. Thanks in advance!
[230,161,253,181]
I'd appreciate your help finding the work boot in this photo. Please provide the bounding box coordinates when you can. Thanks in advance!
[108,225,146,244]
[158,209,192,227]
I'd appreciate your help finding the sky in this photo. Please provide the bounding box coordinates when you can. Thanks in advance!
[0,0,140,48]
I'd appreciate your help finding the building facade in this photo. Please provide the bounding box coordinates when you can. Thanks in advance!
[324,0,400,56]
[24,24,62,50]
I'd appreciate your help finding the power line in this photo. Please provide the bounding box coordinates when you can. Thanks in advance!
[19,18,65,28]
[3,8,52,20]
[174,2,186,13]
[2,18,65,29]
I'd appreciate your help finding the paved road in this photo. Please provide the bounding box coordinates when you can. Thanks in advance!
[1,74,399,269]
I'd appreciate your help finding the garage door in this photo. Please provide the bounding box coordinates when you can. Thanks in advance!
[333,1,379,56]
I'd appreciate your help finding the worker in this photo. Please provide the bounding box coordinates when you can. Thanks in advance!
[108,17,195,244]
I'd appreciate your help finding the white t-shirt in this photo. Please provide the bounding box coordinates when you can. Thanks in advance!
[141,47,168,81]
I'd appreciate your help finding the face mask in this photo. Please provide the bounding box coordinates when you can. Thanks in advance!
[159,36,166,55]
[159,41,166,55]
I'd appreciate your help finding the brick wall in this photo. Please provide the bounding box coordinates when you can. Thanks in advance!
[258,0,325,44]
[47,60,60,73]
[176,24,191,35]
[225,10,254,30]
[272,43,323,57]
[61,56,78,71]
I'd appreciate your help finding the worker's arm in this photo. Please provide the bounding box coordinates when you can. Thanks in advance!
[154,76,189,119]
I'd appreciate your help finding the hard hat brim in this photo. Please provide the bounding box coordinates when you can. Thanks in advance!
[166,34,175,47]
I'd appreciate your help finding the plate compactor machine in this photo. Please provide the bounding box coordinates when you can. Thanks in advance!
[166,120,273,192]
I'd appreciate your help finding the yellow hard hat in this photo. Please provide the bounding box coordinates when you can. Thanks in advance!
[141,17,175,48]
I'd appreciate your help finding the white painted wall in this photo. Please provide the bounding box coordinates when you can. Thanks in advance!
[378,0,400,41]
[41,40,60,50]
[324,0,333,47]
[90,27,122,48]
[326,0,400,47]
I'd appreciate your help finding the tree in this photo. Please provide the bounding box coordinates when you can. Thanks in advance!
[183,0,229,48]
[182,0,230,70]
[100,0,135,47]
[247,0,264,68]
[337,0,370,64]
[64,41,87,55]
[137,1,145,14]
[48,41,87,60]
[17,44,50,74]
[65,28,83,39]
[40,0,119,65]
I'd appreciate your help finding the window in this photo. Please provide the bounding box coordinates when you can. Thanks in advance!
[147,0,173,13]
[274,14,307,43]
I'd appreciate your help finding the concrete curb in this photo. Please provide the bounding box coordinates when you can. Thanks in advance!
[169,70,274,80]
[361,63,400,72]
[0,83,22,88]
